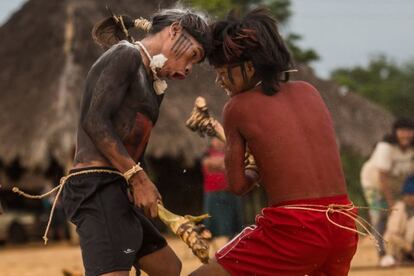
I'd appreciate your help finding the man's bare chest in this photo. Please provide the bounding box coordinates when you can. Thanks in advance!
[112,70,162,151]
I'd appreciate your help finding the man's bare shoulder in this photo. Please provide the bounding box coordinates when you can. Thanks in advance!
[281,80,319,94]
[223,81,321,117]
[108,40,141,57]
[92,40,143,70]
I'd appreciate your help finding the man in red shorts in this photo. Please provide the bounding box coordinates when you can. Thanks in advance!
[190,8,358,276]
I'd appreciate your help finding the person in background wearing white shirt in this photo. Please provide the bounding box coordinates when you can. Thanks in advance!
[361,118,414,266]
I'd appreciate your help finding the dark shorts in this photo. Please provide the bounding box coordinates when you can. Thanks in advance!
[62,167,167,276]
[216,195,358,276]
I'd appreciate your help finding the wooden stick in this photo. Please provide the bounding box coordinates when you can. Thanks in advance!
[186,97,226,142]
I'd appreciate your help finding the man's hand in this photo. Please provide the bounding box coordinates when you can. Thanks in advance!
[157,204,212,263]
[129,171,162,218]
[245,168,260,184]
[244,151,257,171]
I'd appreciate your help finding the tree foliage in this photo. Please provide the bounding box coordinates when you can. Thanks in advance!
[285,33,319,64]
[331,56,414,118]
[183,0,319,64]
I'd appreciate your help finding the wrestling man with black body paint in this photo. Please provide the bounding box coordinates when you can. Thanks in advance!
[61,9,210,276]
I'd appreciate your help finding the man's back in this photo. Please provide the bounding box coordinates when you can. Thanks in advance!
[228,81,347,205]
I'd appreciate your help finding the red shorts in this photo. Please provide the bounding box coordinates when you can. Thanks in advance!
[216,195,358,276]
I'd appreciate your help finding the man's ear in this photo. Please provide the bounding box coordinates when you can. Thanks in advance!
[245,61,255,79]
[169,22,183,39]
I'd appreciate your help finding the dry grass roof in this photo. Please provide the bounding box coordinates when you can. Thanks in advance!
[0,0,393,170]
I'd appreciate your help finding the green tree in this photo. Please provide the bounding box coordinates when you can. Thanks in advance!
[331,56,414,118]
[285,33,319,64]
[183,0,234,18]
[184,0,319,64]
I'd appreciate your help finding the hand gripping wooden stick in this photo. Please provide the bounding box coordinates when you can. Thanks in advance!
[12,167,212,263]
[186,97,258,171]
[124,166,212,263]
[157,204,211,263]
[186,97,226,142]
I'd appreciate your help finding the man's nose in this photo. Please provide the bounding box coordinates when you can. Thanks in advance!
[185,64,193,75]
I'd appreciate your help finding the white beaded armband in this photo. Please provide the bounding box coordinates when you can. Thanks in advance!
[123,163,144,183]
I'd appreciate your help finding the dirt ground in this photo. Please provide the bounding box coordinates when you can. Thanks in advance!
[0,236,413,276]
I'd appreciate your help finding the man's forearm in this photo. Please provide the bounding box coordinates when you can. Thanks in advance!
[83,117,135,173]
[228,169,258,196]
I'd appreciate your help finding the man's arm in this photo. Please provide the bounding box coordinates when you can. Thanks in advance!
[222,102,257,195]
[82,44,160,217]
[82,45,139,172]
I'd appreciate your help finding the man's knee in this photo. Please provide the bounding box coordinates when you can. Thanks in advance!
[158,247,181,275]
[189,259,229,276]
[138,246,182,276]
[165,256,182,275]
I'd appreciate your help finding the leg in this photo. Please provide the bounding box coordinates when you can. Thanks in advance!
[316,246,356,276]
[137,245,181,276]
[376,209,388,256]
[316,210,359,275]
[63,176,144,276]
[189,258,230,276]
[368,191,388,257]
[404,216,414,250]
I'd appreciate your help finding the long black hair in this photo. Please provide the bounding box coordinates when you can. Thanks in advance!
[208,8,294,95]
[92,8,211,59]
[383,117,414,146]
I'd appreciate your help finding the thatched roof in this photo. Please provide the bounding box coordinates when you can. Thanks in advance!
[0,0,393,170]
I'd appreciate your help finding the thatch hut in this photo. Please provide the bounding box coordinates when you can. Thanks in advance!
[0,0,394,215]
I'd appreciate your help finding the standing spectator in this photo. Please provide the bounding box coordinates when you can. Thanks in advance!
[361,118,414,266]
[202,138,243,250]
[381,175,414,267]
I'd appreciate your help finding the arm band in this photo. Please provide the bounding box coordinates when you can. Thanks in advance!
[123,163,144,183]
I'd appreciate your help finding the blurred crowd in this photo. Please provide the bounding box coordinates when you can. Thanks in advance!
[361,118,414,267]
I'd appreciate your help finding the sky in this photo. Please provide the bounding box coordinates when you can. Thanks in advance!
[289,0,414,77]
[0,0,25,24]
[1,0,414,78]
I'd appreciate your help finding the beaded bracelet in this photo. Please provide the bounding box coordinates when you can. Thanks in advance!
[123,163,144,183]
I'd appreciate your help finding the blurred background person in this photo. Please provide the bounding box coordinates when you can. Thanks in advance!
[361,118,414,266]
[201,138,243,251]
[382,175,414,267]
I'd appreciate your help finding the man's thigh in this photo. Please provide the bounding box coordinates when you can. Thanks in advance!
[137,245,181,276]
[189,258,230,276]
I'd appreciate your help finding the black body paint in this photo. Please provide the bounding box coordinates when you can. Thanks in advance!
[171,33,193,59]
[74,41,164,165]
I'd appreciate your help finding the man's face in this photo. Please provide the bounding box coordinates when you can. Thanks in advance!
[157,24,204,80]
[396,128,414,148]
[214,62,255,97]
